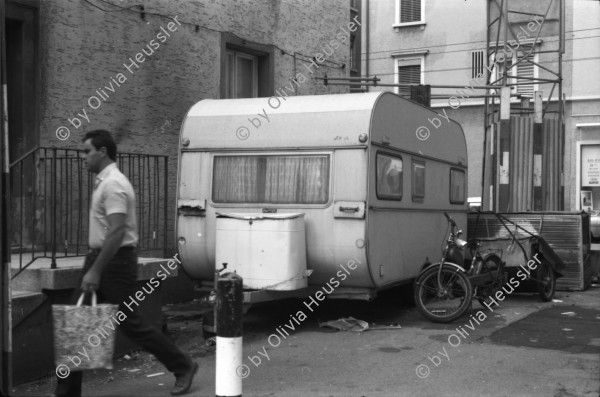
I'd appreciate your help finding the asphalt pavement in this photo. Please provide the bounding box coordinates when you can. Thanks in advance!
[10,282,600,397]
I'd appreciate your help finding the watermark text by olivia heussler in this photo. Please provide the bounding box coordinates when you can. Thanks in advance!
[234,257,361,379]
[54,253,182,378]
[415,15,544,142]
[414,254,542,379]
[55,16,182,141]
[235,15,361,140]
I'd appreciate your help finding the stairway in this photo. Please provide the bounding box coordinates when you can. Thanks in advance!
[9,254,180,385]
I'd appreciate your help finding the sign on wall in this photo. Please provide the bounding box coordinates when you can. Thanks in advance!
[581,145,600,186]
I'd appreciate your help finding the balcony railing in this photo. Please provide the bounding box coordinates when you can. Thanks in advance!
[10,147,168,278]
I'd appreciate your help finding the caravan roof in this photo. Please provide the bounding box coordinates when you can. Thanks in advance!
[180,92,466,166]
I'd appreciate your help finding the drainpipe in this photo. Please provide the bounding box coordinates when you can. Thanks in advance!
[0,0,12,393]
[364,0,369,92]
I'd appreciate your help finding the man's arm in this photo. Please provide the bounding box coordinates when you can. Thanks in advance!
[81,213,127,291]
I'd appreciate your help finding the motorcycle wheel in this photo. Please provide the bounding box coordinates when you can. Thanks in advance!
[414,264,473,323]
[536,259,556,302]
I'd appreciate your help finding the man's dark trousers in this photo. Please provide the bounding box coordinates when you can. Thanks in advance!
[55,248,192,397]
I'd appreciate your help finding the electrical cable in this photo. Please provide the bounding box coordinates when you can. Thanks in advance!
[366,34,600,63]
[85,0,346,69]
[359,27,600,57]
[81,0,600,81]
[367,54,600,78]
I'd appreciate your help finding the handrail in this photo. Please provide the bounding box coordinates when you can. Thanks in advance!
[10,147,169,279]
[9,146,38,169]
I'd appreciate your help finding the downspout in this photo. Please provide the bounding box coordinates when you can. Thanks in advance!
[364,0,369,92]
[0,0,12,393]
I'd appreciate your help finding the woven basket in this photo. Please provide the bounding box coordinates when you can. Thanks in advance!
[53,292,119,370]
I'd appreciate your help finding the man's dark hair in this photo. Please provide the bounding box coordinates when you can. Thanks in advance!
[83,129,117,161]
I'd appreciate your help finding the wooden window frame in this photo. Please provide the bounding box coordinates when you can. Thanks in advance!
[220,33,274,99]
[394,56,424,97]
[225,50,258,98]
[394,0,425,28]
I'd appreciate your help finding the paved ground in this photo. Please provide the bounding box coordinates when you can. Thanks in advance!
[10,282,600,397]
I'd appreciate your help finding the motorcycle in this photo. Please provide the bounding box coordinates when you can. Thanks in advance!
[413,212,506,323]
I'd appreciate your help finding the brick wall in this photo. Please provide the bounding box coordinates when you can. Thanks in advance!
[38,0,351,253]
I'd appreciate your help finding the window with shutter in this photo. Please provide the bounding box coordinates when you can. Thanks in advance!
[516,45,535,97]
[397,0,423,24]
[490,43,538,98]
[398,65,421,97]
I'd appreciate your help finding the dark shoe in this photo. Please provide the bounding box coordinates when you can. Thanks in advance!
[171,361,199,395]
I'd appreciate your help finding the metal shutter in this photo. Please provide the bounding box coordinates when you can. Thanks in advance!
[517,46,535,97]
[400,0,421,23]
[398,64,421,97]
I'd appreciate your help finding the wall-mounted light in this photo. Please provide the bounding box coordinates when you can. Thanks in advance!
[182,137,190,147]
[358,133,368,143]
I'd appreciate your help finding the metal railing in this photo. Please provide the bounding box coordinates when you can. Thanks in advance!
[10,147,168,278]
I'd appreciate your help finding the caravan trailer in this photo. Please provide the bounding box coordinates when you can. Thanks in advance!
[176,92,468,301]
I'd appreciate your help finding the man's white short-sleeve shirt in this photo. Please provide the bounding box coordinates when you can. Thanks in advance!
[89,163,139,249]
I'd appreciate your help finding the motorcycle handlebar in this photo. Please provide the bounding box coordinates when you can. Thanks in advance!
[443,212,456,227]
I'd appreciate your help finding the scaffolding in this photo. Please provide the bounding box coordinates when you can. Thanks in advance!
[483,0,565,212]
[317,0,565,213]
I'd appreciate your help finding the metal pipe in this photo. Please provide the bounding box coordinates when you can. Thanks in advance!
[482,0,492,211]
[77,152,82,256]
[51,149,57,269]
[430,95,505,99]
[215,271,243,397]
[365,0,369,92]
[502,0,508,87]
[558,0,565,210]
[318,81,501,89]
[543,82,557,117]
[0,0,12,390]
[316,76,379,81]
[508,10,546,17]
[163,156,168,257]
[507,75,559,83]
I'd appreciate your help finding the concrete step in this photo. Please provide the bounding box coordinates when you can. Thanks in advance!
[11,255,179,291]
[11,290,47,328]
[9,254,186,385]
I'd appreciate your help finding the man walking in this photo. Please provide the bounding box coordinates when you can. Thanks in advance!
[55,129,198,396]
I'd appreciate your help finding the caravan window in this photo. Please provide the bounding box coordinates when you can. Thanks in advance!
[450,168,466,204]
[412,160,425,202]
[212,154,330,204]
[376,153,403,200]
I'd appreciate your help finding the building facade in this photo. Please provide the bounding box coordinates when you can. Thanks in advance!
[6,0,357,265]
[361,0,600,213]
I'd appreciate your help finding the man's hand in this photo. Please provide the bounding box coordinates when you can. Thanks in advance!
[81,268,101,292]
